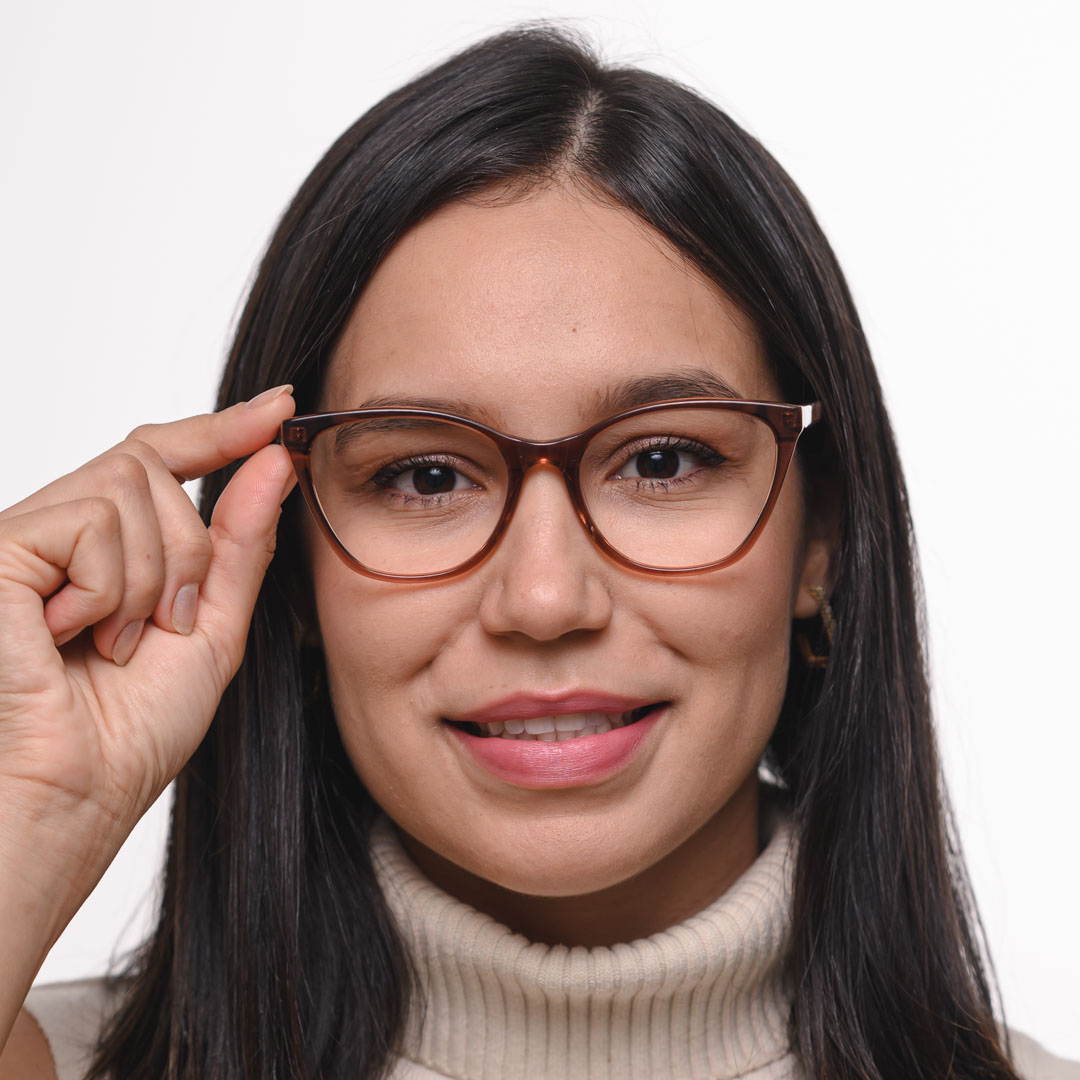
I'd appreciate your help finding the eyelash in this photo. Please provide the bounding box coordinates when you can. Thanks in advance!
[368,454,476,504]
[611,436,726,489]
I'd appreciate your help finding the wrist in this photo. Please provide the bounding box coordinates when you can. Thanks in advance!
[0,789,125,948]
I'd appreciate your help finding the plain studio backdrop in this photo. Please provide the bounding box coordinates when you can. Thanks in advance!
[2,0,1077,1060]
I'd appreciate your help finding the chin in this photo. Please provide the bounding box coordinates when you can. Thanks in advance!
[450,821,653,897]
[486,859,632,898]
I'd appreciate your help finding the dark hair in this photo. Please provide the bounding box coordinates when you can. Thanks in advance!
[89,24,1020,1080]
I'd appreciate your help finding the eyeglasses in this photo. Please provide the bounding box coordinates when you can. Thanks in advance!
[281,398,822,581]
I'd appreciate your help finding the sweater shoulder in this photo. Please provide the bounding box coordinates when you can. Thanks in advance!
[23,977,122,1080]
[1008,1030,1080,1080]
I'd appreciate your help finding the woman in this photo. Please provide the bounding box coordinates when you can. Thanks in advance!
[1,24,1074,1080]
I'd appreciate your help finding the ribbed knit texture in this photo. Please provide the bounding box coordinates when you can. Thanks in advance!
[25,798,1080,1080]
[369,798,798,1080]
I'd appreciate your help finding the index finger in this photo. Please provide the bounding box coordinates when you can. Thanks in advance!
[0,386,295,526]
[125,384,296,483]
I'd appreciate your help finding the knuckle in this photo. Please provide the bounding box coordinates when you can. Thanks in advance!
[121,437,162,465]
[125,423,158,445]
[85,560,125,611]
[250,532,280,577]
[81,495,122,533]
[171,529,213,572]
[100,451,150,491]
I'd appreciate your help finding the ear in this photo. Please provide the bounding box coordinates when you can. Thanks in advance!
[792,470,840,620]
[793,535,833,619]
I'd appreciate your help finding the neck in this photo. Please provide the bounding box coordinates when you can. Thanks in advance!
[395,771,761,947]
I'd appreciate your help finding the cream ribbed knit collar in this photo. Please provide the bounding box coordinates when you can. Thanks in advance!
[369,794,798,1080]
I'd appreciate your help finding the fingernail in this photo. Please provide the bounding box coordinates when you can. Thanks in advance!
[172,584,199,636]
[245,384,293,409]
[113,619,145,666]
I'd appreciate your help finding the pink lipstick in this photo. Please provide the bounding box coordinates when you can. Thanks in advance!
[443,692,668,789]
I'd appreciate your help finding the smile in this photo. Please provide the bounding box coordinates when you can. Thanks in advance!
[443,703,668,789]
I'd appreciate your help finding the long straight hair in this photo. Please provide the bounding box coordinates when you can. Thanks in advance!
[90,25,1020,1080]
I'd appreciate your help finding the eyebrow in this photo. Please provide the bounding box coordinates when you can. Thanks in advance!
[330,408,479,451]
[343,395,503,427]
[591,369,743,414]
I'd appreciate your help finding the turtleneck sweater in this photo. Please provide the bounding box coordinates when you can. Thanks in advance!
[370,799,799,1080]
[22,799,1079,1080]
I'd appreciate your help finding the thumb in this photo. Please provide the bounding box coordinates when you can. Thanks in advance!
[194,443,297,671]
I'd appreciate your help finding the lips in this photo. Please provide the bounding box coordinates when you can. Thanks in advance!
[443,701,669,789]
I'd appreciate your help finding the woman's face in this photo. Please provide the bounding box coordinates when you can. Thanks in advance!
[310,185,828,908]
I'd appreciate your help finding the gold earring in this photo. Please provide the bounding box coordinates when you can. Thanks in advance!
[796,585,835,669]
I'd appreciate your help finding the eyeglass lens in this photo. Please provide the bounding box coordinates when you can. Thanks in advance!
[308,408,779,575]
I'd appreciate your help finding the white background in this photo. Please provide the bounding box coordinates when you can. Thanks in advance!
[2,0,1077,1061]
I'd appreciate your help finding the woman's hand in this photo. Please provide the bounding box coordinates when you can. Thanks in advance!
[0,386,296,946]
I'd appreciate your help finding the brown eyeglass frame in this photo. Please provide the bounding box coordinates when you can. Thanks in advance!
[280,398,823,582]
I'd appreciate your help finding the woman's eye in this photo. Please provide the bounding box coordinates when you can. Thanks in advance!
[616,446,707,481]
[386,463,471,496]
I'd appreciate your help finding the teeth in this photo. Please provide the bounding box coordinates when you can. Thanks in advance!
[473,709,645,741]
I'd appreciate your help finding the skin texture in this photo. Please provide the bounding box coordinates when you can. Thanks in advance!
[309,183,830,947]
[0,1009,54,1078]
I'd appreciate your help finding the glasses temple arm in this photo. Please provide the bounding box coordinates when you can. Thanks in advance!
[801,402,823,429]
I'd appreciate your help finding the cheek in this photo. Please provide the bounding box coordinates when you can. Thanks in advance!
[308,545,474,808]
[653,493,804,685]
[648,561,794,738]
[314,571,458,703]
[304,503,450,684]
[634,488,806,817]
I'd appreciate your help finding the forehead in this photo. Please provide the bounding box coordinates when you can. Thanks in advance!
[322,185,777,437]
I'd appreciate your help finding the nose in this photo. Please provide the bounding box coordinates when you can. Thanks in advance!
[477,464,613,641]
